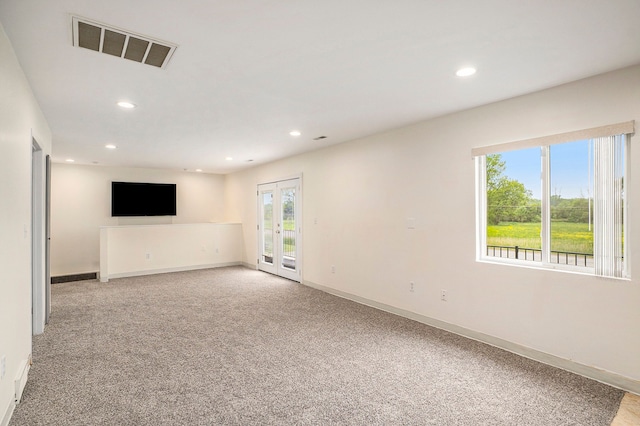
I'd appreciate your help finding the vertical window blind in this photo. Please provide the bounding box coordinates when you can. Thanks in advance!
[593,134,626,277]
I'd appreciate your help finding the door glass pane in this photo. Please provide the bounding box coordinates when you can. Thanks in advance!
[549,140,593,267]
[486,148,542,261]
[281,187,296,270]
[262,191,273,264]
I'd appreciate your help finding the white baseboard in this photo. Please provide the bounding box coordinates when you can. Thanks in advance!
[241,262,257,270]
[100,262,243,282]
[1,354,31,426]
[1,400,15,426]
[303,279,640,395]
[14,358,30,403]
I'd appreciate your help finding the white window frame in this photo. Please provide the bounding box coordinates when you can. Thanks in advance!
[473,121,634,279]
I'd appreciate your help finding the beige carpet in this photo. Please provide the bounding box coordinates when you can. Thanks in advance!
[10,266,624,425]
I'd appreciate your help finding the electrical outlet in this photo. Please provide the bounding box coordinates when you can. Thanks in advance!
[215,248,219,254]
[410,282,415,292]
[441,290,447,302]
[0,355,6,380]
[145,253,152,260]
[331,265,335,273]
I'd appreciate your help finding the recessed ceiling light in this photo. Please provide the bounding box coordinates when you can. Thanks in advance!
[117,101,136,109]
[65,159,75,163]
[289,130,301,137]
[195,169,203,172]
[456,67,476,77]
[225,157,233,161]
[105,144,117,149]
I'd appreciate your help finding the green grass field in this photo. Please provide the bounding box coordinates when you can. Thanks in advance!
[487,222,594,254]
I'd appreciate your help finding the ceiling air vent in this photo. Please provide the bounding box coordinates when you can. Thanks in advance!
[72,16,177,69]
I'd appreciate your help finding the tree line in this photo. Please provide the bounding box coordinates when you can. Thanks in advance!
[487,154,592,225]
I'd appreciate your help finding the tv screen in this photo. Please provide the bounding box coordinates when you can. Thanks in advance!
[111,182,177,217]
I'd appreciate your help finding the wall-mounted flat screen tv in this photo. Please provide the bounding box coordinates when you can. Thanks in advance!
[111,182,177,217]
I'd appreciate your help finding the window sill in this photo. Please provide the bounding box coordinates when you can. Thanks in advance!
[476,257,631,281]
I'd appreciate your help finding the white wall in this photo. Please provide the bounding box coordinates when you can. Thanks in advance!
[0,23,52,423]
[99,223,243,281]
[224,65,640,388]
[50,164,226,276]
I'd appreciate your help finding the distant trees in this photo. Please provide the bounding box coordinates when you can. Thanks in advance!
[282,195,294,221]
[550,195,591,223]
[486,154,539,225]
[487,154,592,225]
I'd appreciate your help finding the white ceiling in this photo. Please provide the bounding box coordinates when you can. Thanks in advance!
[1,1,639,174]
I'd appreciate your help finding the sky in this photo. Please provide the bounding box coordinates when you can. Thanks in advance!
[500,140,590,200]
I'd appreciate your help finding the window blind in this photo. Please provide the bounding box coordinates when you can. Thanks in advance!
[593,134,626,277]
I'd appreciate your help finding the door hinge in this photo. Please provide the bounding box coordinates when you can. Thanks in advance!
[257,224,259,230]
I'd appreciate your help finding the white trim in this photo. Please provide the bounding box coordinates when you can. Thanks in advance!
[479,255,598,275]
[476,258,632,281]
[471,121,634,157]
[1,400,15,426]
[474,156,487,260]
[242,261,257,270]
[302,279,640,395]
[540,146,550,264]
[31,136,46,335]
[14,359,30,403]
[100,262,241,282]
[99,227,108,281]
[257,173,303,186]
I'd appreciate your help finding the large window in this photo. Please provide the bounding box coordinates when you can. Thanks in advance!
[474,122,633,278]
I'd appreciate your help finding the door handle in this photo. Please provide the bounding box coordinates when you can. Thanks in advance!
[276,230,280,234]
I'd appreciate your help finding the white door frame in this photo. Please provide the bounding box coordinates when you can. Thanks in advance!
[45,154,51,324]
[257,175,302,282]
[31,137,48,334]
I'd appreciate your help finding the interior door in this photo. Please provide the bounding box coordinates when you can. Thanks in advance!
[258,178,301,281]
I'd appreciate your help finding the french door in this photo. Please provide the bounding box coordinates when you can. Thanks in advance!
[257,178,301,281]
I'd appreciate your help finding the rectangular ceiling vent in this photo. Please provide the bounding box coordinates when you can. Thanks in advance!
[71,16,177,69]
